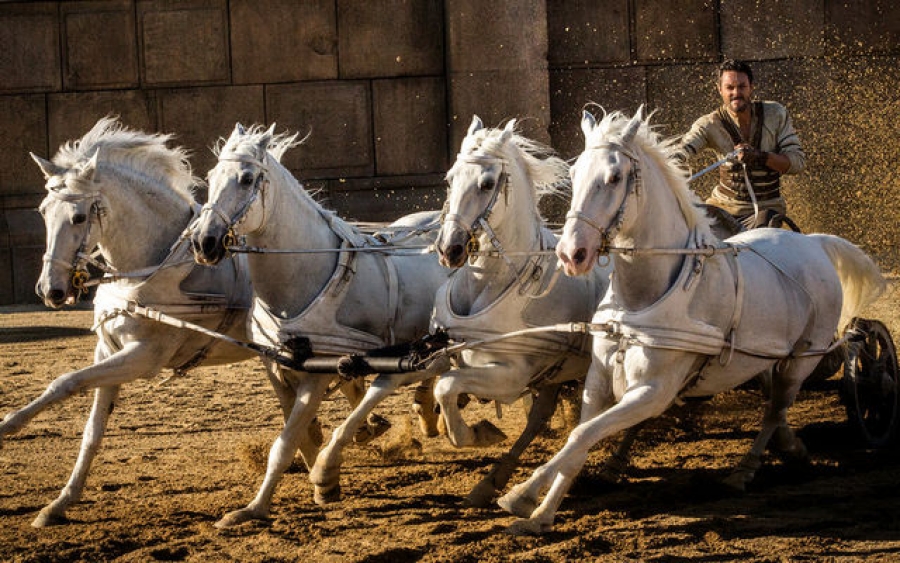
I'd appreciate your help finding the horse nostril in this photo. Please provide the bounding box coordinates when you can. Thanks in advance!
[47,289,66,304]
[200,235,220,257]
[573,248,587,265]
[447,244,464,263]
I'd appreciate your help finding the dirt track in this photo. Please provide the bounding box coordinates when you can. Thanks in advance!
[2,285,900,562]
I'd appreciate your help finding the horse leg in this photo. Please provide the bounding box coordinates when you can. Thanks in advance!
[337,378,391,446]
[215,372,332,528]
[723,360,813,491]
[1,341,166,444]
[310,358,448,506]
[434,366,518,448]
[32,384,119,527]
[467,383,563,507]
[412,376,440,437]
[499,356,687,534]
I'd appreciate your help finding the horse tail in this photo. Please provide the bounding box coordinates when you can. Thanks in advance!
[809,233,886,332]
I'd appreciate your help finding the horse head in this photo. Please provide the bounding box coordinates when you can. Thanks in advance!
[32,151,104,308]
[192,123,277,265]
[557,108,647,276]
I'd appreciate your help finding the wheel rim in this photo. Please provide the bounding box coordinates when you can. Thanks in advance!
[843,318,900,448]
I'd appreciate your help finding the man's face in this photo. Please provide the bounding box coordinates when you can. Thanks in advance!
[718,70,753,114]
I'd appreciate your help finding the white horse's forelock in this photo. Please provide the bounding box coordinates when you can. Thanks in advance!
[214,124,303,163]
[52,116,198,202]
[588,108,714,237]
[460,120,570,207]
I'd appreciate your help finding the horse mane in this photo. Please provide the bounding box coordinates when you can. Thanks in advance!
[586,107,716,239]
[53,116,199,203]
[459,120,570,208]
[217,124,360,238]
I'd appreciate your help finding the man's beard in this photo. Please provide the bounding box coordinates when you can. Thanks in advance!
[729,97,749,113]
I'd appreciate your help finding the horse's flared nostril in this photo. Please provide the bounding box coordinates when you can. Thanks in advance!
[201,235,221,258]
[573,248,588,265]
[47,289,66,305]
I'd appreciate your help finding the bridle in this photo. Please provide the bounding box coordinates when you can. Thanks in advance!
[564,142,641,260]
[40,188,107,298]
[440,153,511,263]
[198,153,271,248]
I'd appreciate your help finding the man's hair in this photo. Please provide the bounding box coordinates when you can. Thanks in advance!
[718,59,753,84]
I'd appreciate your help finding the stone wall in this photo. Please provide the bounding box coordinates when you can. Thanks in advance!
[1,0,897,304]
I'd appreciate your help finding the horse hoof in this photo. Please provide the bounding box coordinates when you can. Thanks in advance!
[504,517,550,536]
[465,480,498,508]
[412,404,440,438]
[314,484,341,506]
[497,488,537,518]
[472,420,507,447]
[720,472,749,492]
[354,414,392,445]
[214,508,267,529]
[32,508,68,528]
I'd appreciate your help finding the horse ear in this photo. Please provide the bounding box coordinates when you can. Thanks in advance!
[230,123,246,141]
[257,124,275,156]
[77,150,100,183]
[30,153,67,180]
[499,119,516,143]
[468,115,484,137]
[621,109,643,144]
[581,110,597,139]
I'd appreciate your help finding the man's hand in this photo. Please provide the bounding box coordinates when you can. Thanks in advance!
[735,143,768,167]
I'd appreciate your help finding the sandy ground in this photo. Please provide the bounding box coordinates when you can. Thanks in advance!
[1,280,899,562]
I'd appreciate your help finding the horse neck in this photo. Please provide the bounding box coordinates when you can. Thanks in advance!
[245,165,342,318]
[612,158,693,310]
[97,168,193,272]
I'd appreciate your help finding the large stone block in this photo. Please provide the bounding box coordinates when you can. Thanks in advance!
[550,66,647,160]
[646,63,719,139]
[5,208,44,304]
[448,69,550,154]
[0,95,48,199]
[48,91,158,161]
[266,81,373,179]
[158,86,266,174]
[373,77,448,176]
[634,0,717,61]
[61,1,139,91]
[0,3,60,94]
[230,0,337,83]
[721,0,824,60]
[446,0,547,72]
[337,0,443,79]
[137,0,229,87]
[323,180,446,222]
[547,0,630,66]
[826,1,900,55]
[0,212,11,304]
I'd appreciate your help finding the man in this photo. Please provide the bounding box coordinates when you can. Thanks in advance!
[679,59,806,228]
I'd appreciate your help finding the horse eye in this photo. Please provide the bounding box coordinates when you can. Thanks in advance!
[239,171,255,186]
[608,173,622,185]
[72,213,87,225]
[479,178,495,191]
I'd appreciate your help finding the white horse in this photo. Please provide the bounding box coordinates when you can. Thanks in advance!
[497,108,886,534]
[432,116,609,506]
[190,124,451,527]
[2,117,258,527]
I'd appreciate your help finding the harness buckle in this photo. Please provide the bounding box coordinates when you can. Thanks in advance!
[71,269,90,294]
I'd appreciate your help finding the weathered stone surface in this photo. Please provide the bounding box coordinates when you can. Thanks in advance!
[61,0,139,91]
[448,69,551,153]
[826,1,900,55]
[266,81,373,179]
[547,0,630,66]
[373,78,448,176]
[0,95,48,198]
[0,3,60,93]
[338,0,443,79]
[446,0,548,72]
[721,0,824,60]
[5,209,44,304]
[322,181,447,222]
[230,0,337,83]
[48,91,157,161]
[634,0,717,61]
[646,63,719,139]
[137,0,229,86]
[550,66,647,159]
[158,86,265,174]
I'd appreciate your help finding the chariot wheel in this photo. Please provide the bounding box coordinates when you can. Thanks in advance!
[841,318,900,448]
